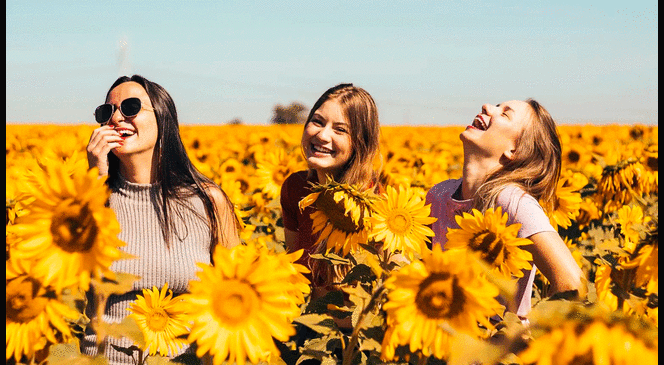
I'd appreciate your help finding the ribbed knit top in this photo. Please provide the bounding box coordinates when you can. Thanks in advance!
[81,174,212,364]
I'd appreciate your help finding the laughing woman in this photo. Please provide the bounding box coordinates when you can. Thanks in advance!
[425,99,586,319]
[82,75,240,364]
[280,83,382,292]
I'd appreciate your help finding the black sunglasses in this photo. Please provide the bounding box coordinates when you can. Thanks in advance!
[94,97,154,124]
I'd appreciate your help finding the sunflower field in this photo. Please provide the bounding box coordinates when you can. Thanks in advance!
[6,123,658,365]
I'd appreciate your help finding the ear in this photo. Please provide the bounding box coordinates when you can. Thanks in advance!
[503,148,516,161]
[500,147,517,165]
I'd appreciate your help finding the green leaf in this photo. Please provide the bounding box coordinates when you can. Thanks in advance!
[358,243,379,255]
[168,353,203,365]
[109,344,139,358]
[298,335,341,361]
[45,342,108,365]
[98,315,146,348]
[92,273,141,297]
[310,253,352,265]
[321,356,339,365]
[305,289,345,314]
[340,264,376,285]
[293,314,339,335]
[447,332,508,365]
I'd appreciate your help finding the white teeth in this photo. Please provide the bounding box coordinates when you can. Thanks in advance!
[473,117,488,131]
[118,130,135,137]
[312,145,333,154]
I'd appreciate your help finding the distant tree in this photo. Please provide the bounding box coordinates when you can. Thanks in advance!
[271,102,308,124]
[227,117,243,125]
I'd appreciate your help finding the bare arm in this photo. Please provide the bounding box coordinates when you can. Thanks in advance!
[208,186,241,249]
[284,227,299,252]
[524,231,586,297]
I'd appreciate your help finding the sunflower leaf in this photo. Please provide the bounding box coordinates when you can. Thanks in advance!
[340,264,377,284]
[293,313,339,335]
[45,342,104,365]
[310,253,352,265]
[100,316,146,348]
[92,273,141,297]
[109,344,139,357]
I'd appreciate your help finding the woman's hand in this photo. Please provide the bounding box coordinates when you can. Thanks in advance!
[86,125,123,176]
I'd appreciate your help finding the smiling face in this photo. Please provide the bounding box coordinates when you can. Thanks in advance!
[460,100,533,161]
[301,99,353,181]
[106,81,159,160]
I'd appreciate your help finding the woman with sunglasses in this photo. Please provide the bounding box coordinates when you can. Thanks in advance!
[83,75,240,364]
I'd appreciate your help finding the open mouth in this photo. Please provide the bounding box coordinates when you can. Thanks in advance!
[471,115,488,131]
[311,144,335,156]
[116,128,136,139]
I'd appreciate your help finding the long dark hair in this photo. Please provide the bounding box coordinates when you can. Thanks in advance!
[105,75,233,252]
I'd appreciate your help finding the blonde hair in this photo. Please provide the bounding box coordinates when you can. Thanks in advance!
[473,99,562,214]
[305,84,382,287]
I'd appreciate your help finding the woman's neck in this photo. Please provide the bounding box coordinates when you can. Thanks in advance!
[461,152,501,200]
[118,151,159,184]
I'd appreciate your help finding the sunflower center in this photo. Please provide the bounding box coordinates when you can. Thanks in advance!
[316,190,363,233]
[6,277,49,323]
[416,273,465,319]
[387,209,412,235]
[212,280,259,326]
[567,150,581,163]
[272,167,289,185]
[50,200,99,253]
[470,231,505,265]
[147,308,170,332]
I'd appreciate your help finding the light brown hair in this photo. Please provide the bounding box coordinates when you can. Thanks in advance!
[305,84,382,287]
[304,83,382,191]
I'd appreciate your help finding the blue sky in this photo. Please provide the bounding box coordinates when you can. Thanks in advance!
[6,0,658,126]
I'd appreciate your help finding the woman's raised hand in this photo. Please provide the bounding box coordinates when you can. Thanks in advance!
[86,125,124,176]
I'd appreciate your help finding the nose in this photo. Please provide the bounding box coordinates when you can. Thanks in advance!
[108,106,123,125]
[481,103,495,115]
[315,124,333,142]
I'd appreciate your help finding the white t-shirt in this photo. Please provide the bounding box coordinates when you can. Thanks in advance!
[425,178,556,317]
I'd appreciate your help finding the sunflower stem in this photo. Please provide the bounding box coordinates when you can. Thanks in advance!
[341,284,386,365]
[93,292,109,358]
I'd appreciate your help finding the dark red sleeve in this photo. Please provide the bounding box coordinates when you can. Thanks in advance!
[280,171,308,231]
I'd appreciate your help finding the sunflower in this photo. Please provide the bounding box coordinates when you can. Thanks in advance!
[381,246,502,361]
[255,148,304,199]
[576,197,602,230]
[519,303,658,365]
[7,161,126,292]
[594,264,621,312]
[127,283,190,357]
[614,204,649,252]
[370,184,437,260]
[597,158,648,213]
[545,172,585,230]
[621,242,658,295]
[445,207,533,278]
[185,242,309,365]
[299,179,376,256]
[6,261,79,363]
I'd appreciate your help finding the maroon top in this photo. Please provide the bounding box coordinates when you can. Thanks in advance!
[280,170,319,271]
